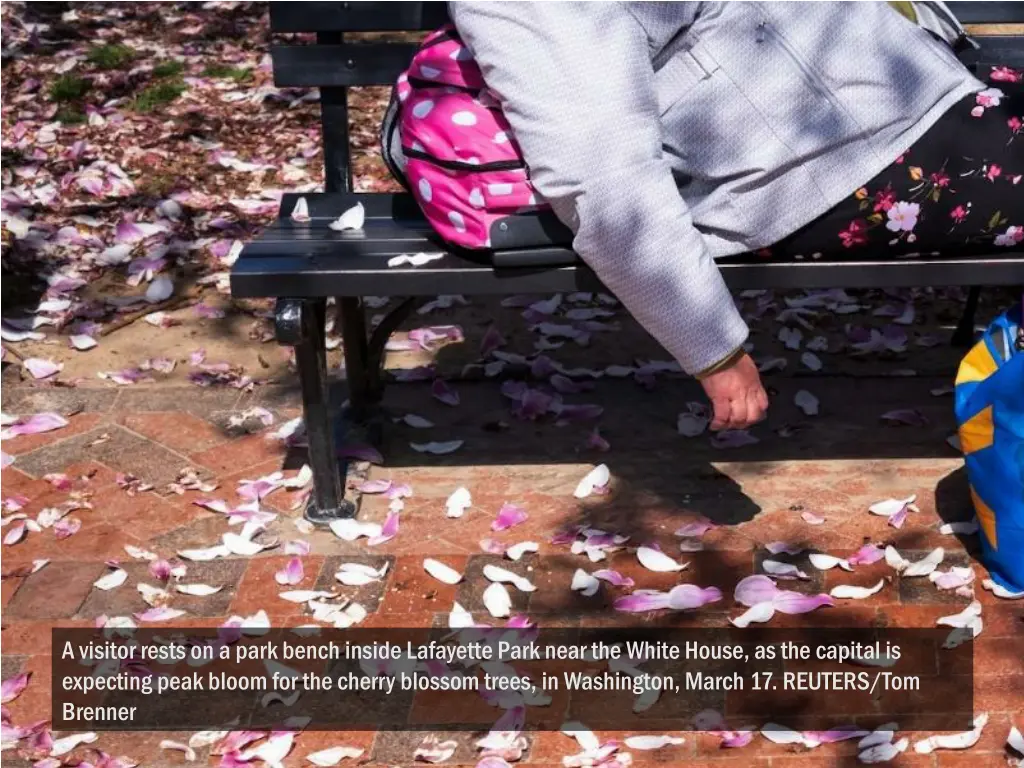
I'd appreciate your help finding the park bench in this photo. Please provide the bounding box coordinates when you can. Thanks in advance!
[231,1,1024,523]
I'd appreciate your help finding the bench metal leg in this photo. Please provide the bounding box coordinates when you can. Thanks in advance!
[275,298,353,524]
[952,287,981,347]
[338,296,427,418]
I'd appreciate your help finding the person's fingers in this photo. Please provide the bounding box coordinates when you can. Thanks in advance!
[756,386,769,413]
[728,396,748,430]
[710,398,730,431]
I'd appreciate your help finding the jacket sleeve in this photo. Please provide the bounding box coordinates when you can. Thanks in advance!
[449,1,749,375]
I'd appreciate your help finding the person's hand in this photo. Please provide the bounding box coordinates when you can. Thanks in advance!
[699,352,769,431]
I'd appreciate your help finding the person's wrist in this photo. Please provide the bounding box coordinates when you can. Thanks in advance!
[695,345,746,381]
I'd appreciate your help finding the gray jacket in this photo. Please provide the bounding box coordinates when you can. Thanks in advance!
[449,1,984,374]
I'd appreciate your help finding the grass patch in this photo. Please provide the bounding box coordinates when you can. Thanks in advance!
[49,74,90,102]
[152,59,185,78]
[86,43,135,70]
[132,79,186,112]
[55,106,86,124]
[202,63,252,82]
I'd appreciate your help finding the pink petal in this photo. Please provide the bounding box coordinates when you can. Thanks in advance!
[53,517,80,538]
[1,671,30,703]
[613,590,671,612]
[1,452,14,469]
[368,511,399,546]
[847,543,885,566]
[23,358,61,379]
[479,538,506,555]
[554,403,604,423]
[431,379,460,406]
[357,479,392,494]
[133,605,186,622]
[584,427,610,452]
[881,408,929,427]
[492,503,528,532]
[734,575,781,607]
[888,504,909,529]
[772,591,834,614]
[667,584,723,610]
[801,511,826,525]
[149,559,173,581]
[720,731,755,748]
[480,325,506,357]
[592,569,634,588]
[766,541,804,556]
[274,557,304,586]
[674,517,717,538]
[550,374,592,394]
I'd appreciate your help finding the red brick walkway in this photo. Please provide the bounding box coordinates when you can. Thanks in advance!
[2,368,1022,766]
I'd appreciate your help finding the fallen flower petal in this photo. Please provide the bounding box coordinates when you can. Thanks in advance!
[423,558,463,584]
[831,579,886,600]
[93,567,128,591]
[914,713,988,754]
[483,582,512,618]
[446,486,472,518]
[492,502,528,532]
[23,358,62,379]
[731,601,776,627]
[574,464,610,498]
[637,545,687,573]
[275,557,304,586]
[328,202,365,231]
[304,745,364,766]
[410,440,464,455]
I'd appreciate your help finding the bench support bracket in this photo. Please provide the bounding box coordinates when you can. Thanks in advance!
[952,286,981,347]
[275,297,353,524]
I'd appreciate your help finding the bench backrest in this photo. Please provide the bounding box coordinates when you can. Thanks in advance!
[268,1,1024,194]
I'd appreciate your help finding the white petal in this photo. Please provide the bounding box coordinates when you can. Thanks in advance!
[482,582,512,618]
[859,737,908,764]
[222,532,267,556]
[175,583,222,596]
[731,601,776,627]
[423,558,463,585]
[505,541,539,560]
[939,519,979,535]
[51,733,98,757]
[869,495,916,517]
[402,413,434,428]
[279,590,336,603]
[637,546,686,573]
[159,739,197,762]
[858,723,899,749]
[762,559,808,579]
[830,579,885,600]
[445,486,471,518]
[571,569,600,597]
[124,544,158,561]
[808,553,851,571]
[622,735,684,750]
[762,723,808,745]
[448,601,475,629]
[913,713,988,754]
[483,563,535,592]
[146,275,174,303]
[901,547,944,578]
[329,519,382,541]
[573,464,610,498]
[291,197,310,222]
[177,544,230,561]
[93,568,128,591]
[1007,726,1024,760]
[936,600,982,629]
[410,440,464,455]
[305,745,365,766]
[328,202,365,231]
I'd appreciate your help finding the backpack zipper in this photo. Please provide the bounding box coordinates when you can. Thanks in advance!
[402,145,523,172]
[756,20,838,109]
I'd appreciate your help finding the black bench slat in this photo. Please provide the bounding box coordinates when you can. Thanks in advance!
[966,35,1024,67]
[268,2,1022,33]
[232,240,1024,299]
[272,43,418,88]
[270,1,447,32]
[947,1,1024,24]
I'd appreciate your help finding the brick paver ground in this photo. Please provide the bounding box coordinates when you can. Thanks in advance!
[2,291,1022,768]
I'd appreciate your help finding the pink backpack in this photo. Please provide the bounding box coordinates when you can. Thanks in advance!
[382,25,558,250]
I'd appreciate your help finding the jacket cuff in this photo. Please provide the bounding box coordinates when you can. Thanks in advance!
[695,344,747,381]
